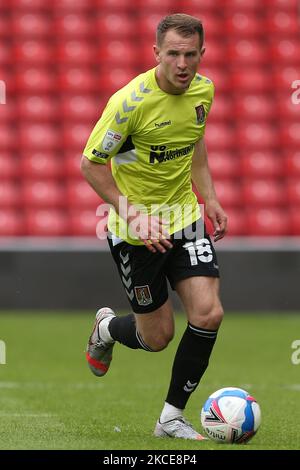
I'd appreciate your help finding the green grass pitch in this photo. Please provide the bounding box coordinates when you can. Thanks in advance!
[0,311,300,450]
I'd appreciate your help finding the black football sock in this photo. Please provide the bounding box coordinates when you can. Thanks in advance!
[108,314,154,351]
[166,322,218,410]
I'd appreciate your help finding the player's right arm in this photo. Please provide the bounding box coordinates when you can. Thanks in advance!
[81,96,171,252]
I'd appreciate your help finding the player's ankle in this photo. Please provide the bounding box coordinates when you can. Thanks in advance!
[99,316,115,344]
[160,402,183,424]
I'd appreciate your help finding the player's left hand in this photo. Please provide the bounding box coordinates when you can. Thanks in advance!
[205,199,228,242]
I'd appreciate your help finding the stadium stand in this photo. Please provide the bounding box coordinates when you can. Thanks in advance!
[0,0,299,236]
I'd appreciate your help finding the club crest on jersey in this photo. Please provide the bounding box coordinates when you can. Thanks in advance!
[134,285,153,306]
[195,104,205,124]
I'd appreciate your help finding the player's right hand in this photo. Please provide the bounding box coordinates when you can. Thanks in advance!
[127,213,173,253]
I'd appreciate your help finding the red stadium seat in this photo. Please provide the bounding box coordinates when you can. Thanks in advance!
[233,95,275,120]
[99,41,137,67]
[1,71,13,97]
[277,93,300,120]
[273,66,300,91]
[205,123,235,150]
[11,0,50,9]
[96,14,134,39]
[228,40,268,65]
[18,96,59,121]
[214,180,242,207]
[0,41,11,65]
[65,152,83,178]
[21,152,64,179]
[200,13,222,39]
[14,40,54,64]
[264,0,299,10]
[22,181,66,208]
[289,207,300,235]
[12,13,51,37]
[224,208,248,236]
[0,100,16,122]
[247,208,289,236]
[271,40,300,65]
[98,67,136,93]
[242,180,284,207]
[177,0,220,13]
[54,0,92,11]
[225,13,264,38]
[209,95,233,122]
[0,13,11,37]
[231,68,272,92]
[66,180,102,208]
[139,42,157,70]
[138,14,165,39]
[63,124,93,150]
[285,150,300,176]
[236,123,278,149]
[57,40,97,65]
[241,151,283,178]
[58,67,100,92]
[20,124,60,149]
[25,209,68,236]
[0,125,17,150]
[0,181,21,207]
[69,209,103,236]
[96,0,135,11]
[61,94,103,122]
[208,151,240,179]
[136,0,175,13]
[266,11,300,37]
[0,210,24,236]
[15,67,56,92]
[55,14,94,38]
[280,122,300,148]
[287,179,300,205]
[0,153,19,180]
[202,40,225,66]
[225,0,262,11]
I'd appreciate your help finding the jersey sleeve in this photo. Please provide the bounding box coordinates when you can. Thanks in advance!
[83,93,133,164]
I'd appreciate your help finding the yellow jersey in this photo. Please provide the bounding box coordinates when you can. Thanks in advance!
[83,67,214,244]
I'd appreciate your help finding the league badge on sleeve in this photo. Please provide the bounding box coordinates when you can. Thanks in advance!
[195,104,206,125]
[102,129,123,153]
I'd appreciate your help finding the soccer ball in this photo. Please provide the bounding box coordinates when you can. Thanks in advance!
[200,387,261,444]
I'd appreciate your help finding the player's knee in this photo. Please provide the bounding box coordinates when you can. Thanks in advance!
[142,330,174,352]
[191,301,224,330]
[209,304,224,329]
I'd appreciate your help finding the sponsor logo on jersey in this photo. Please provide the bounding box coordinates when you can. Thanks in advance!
[195,104,205,124]
[154,120,172,129]
[134,285,153,306]
[149,143,195,164]
[102,129,123,153]
[92,149,109,159]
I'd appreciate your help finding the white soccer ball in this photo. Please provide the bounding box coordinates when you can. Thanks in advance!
[200,387,261,444]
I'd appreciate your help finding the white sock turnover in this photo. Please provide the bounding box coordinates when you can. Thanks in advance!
[98,316,114,344]
[160,402,183,423]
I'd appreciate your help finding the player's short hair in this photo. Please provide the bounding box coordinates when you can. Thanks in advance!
[156,13,204,49]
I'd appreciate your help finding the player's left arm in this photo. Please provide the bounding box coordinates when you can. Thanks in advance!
[192,138,228,242]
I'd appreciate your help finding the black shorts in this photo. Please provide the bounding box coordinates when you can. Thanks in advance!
[107,219,220,314]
